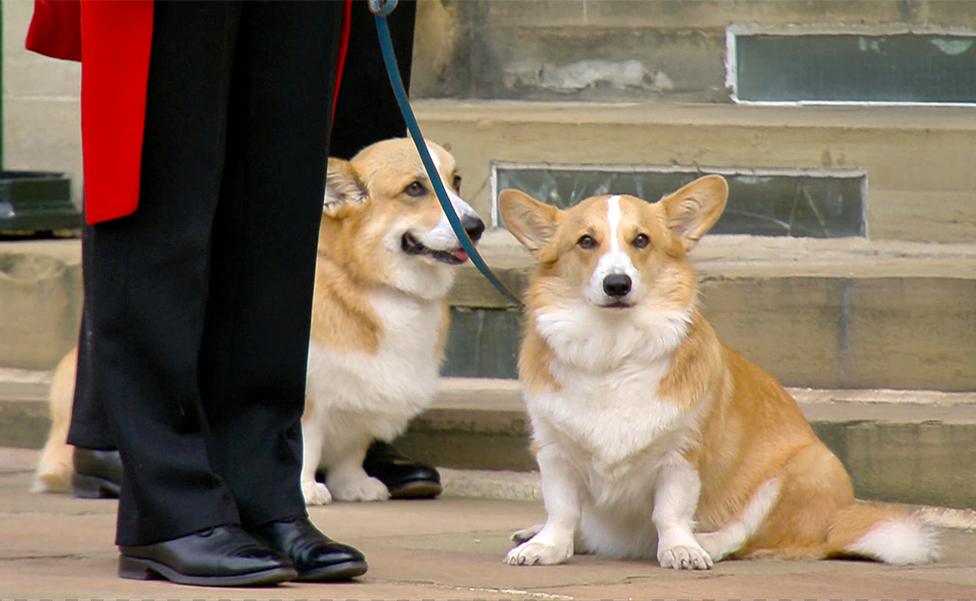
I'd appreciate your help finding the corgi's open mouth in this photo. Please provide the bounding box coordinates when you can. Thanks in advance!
[401,232,469,265]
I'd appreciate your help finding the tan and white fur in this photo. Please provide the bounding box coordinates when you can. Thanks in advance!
[500,176,938,569]
[301,138,482,504]
[32,348,77,493]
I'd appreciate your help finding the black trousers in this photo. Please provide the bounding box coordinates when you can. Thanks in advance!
[329,0,416,159]
[70,0,417,449]
[68,1,343,546]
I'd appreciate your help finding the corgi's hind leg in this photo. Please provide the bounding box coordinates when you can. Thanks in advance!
[695,476,782,562]
[511,523,544,545]
[738,443,854,558]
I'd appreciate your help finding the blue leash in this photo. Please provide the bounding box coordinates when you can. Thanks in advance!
[368,0,523,307]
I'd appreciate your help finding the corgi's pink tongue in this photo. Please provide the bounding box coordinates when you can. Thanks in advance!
[452,248,469,262]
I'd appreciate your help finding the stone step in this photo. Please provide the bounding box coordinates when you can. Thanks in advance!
[444,231,976,391]
[404,379,976,511]
[415,100,976,244]
[4,374,974,510]
[3,234,975,390]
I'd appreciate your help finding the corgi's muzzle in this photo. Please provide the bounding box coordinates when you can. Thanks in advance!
[401,214,485,265]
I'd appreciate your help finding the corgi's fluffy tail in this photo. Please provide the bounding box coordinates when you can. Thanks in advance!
[32,349,76,493]
[826,503,939,565]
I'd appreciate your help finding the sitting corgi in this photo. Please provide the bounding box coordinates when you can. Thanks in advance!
[499,176,938,568]
[301,138,483,504]
[33,139,483,507]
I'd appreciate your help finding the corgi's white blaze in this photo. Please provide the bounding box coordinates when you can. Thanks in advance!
[608,195,622,252]
[586,195,642,306]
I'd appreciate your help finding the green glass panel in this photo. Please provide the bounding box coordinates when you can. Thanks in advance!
[442,308,520,379]
[736,34,976,103]
[496,166,865,238]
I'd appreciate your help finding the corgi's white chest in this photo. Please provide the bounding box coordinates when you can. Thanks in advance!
[306,288,444,417]
[529,358,685,469]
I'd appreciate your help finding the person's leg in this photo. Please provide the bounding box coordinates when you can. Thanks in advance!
[193,2,367,582]
[84,1,244,546]
[67,224,113,450]
[196,0,342,528]
[329,0,416,159]
[68,222,125,499]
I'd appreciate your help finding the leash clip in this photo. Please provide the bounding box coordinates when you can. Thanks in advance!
[367,0,399,17]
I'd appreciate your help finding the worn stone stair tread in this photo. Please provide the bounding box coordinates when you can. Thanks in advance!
[451,230,976,307]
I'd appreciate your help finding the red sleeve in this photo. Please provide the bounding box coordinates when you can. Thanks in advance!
[80,0,154,224]
[25,0,83,61]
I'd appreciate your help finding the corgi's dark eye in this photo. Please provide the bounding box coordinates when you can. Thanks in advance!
[405,181,426,197]
[632,233,650,249]
[577,234,597,249]
[452,174,462,193]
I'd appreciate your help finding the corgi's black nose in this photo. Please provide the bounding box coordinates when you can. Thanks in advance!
[462,215,485,242]
[603,274,632,298]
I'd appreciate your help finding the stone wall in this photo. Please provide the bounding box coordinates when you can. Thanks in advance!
[2,0,83,207]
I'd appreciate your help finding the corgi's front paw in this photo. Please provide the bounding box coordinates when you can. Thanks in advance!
[657,543,713,570]
[505,539,573,566]
[329,475,390,502]
[301,480,333,506]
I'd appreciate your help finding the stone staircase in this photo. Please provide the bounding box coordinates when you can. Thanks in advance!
[1,0,973,511]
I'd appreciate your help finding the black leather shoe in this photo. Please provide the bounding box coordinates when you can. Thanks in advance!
[252,517,367,582]
[118,525,297,587]
[363,440,442,499]
[73,448,122,499]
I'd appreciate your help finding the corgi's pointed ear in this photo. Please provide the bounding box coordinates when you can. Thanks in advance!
[662,175,728,251]
[324,158,368,218]
[499,189,559,253]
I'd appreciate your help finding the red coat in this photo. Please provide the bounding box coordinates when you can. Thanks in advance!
[27,0,153,224]
[26,0,351,225]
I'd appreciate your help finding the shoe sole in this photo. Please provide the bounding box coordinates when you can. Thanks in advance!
[73,473,120,499]
[119,555,297,587]
[295,559,368,582]
[388,480,442,500]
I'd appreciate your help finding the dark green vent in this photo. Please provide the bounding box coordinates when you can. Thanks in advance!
[732,33,976,104]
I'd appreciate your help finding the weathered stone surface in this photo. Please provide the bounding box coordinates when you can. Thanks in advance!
[412,0,976,101]
[2,2,83,206]
[2,450,975,599]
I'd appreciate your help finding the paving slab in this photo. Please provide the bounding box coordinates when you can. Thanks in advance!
[1,448,975,600]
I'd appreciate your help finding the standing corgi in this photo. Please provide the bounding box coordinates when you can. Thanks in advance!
[500,176,938,568]
[301,138,483,504]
